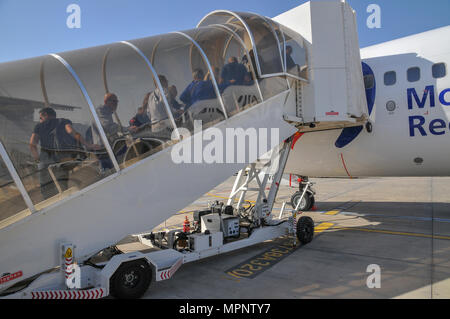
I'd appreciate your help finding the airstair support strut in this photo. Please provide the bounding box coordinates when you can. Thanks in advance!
[227,138,292,224]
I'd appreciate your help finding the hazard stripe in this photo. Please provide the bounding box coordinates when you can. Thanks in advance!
[158,259,183,282]
[31,288,106,299]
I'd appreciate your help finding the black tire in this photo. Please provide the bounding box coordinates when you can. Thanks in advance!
[291,191,312,211]
[366,121,373,133]
[296,216,314,245]
[110,259,152,299]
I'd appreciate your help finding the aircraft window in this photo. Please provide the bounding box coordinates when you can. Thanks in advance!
[0,55,115,209]
[384,71,396,86]
[0,156,30,229]
[432,63,446,79]
[364,74,375,89]
[386,100,396,112]
[407,67,420,82]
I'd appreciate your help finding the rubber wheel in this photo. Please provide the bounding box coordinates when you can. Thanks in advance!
[296,216,314,245]
[110,259,152,299]
[291,191,312,211]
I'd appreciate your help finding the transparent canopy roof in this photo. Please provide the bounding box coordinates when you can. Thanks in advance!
[0,10,307,222]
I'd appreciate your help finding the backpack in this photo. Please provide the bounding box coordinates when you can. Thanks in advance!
[48,119,83,162]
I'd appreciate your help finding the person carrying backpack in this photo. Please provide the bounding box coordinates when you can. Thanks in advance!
[29,107,98,200]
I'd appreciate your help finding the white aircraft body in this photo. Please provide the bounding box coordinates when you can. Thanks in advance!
[285,26,450,178]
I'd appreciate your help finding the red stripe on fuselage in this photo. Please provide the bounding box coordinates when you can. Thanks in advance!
[291,132,304,150]
[340,153,352,179]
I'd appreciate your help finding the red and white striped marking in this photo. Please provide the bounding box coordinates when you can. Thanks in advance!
[64,257,73,279]
[0,271,23,285]
[159,270,171,280]
[31,288,106,299]
[158,258,183,281]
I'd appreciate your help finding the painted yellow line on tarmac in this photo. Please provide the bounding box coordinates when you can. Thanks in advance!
[206,193,230,200]
[314,222,335,234]
[324,210,340,216]
[176,210,194,215]
[332,226,450,241]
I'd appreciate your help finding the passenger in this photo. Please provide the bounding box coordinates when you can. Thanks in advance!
[243,72,255,86]
[95,93,121,141]
[286,45,297,70]
[242,51,258,80]
[241,54,249,67]
[206,67,227,93]
[129,106,151,133]
[30,107,97,199]
[220,57,247,87]
[87,93,124,171]
[180,69,217,108]
[204,67,220,82]
[129,93,151,134]
[147,75,178,132]
[168,85,183,113]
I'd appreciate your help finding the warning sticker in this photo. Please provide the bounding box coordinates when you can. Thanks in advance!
[64,248,73,259]
[0,271,23,285]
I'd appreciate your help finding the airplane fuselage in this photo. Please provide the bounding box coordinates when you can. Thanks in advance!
[286,26,450,177]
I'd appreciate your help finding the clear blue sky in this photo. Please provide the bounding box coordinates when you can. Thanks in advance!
[0,0,449,63]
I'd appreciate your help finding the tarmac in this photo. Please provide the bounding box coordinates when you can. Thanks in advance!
[118,176,450,299]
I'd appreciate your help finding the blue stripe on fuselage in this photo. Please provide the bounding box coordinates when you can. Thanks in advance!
[335,62,375,148]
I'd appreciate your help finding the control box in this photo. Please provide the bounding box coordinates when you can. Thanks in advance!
[189,232,223,251]
[200,214,240,238]
[201,214,221,233]
[222,217,240,238]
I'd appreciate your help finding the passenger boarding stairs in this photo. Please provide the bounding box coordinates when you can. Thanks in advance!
[0,0,367,293]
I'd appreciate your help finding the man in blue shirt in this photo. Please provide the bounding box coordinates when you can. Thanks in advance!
[180,69,217,108]
[220,57,248,87]
[30,107,96,199]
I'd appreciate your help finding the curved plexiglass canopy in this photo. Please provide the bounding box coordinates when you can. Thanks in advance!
[0,10,308,227]
[198,10,308,80]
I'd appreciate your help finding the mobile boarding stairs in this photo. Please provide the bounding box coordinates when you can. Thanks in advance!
[0,1,368,299]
